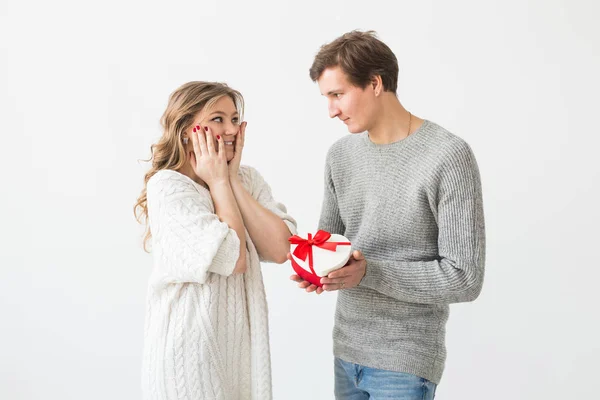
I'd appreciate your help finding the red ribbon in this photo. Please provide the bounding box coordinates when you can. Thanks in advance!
[289,230,351,286]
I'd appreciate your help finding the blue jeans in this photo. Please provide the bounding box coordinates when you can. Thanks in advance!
[334,357,437,400]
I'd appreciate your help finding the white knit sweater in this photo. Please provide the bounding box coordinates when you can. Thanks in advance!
[141,166,296,400]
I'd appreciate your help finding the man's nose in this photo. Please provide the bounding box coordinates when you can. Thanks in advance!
[328,102,340,119]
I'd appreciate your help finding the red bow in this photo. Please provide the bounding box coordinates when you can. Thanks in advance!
[289,230,351,280]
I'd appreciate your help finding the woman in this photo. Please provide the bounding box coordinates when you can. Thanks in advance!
[134,81,296,399]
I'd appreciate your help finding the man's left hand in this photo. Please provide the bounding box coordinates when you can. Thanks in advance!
[320,250,366,291]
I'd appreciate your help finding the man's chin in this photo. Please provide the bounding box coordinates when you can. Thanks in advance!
[347,125,364,134]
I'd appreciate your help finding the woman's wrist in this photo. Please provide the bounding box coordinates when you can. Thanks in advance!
[207,177,231,189]
[229,174,244,190]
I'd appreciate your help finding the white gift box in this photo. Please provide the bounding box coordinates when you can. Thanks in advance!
[290,232,352,277]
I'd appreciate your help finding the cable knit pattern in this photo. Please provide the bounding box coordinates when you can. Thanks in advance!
[320,120,485,384]
[142,166,296,400]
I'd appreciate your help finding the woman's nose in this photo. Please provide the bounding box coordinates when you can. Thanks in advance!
[224,121,239,136]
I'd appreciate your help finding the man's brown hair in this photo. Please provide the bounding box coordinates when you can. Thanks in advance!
[309,30,399,93]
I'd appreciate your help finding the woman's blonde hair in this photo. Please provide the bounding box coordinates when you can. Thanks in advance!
[134,81,245,251]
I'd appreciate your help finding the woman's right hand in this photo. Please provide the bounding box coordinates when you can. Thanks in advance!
[189,125,229,187]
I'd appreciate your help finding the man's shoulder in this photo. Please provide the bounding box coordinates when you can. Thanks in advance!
[326,133,365,158]
[421,120,474,158]
[418,120,480,178]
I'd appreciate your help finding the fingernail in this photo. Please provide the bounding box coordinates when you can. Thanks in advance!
[193,127,196,132]
[204,127,208,131]
[217,135,221,140]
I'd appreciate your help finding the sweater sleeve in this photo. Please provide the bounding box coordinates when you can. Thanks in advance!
[318,151,346,236]
[242,165,297,236]
[239,166,297,262]
[148,173,240,287]
[359,143,486,305]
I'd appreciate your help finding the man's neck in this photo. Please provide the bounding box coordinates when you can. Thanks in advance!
[367,94,421,144]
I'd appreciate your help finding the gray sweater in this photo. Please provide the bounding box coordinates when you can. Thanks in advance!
[319,120,485,384]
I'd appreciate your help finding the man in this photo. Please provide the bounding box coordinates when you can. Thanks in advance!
[290,30,486,399]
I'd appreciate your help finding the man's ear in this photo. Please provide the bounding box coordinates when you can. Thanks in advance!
[371,75,383,96]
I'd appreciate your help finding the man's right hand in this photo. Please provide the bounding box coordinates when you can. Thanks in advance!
[288,253,324,295]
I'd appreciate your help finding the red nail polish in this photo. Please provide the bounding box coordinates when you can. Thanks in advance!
[217,135,221,140]
[204,127,208,131]
[193,127,196,132]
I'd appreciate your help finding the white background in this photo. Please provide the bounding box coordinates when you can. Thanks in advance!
[1,0,599,399]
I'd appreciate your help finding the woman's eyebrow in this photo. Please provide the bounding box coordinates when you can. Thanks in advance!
[209,111,239,117]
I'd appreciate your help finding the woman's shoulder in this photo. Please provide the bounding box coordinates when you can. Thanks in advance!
[147,169,208,202]
[238,164,257,178]
[238,164,270,190]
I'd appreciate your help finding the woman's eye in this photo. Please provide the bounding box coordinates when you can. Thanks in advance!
[232,118,239,124]
[212,117,223,123]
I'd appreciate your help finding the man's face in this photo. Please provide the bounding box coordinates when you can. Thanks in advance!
[317,66,377,133]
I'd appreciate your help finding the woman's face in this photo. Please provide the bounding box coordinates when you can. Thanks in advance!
[189,95,240,162]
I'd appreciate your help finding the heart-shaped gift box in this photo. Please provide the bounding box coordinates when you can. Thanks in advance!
[289,230,352,287]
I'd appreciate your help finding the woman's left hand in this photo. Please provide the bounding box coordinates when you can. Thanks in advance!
[228,121,246,180]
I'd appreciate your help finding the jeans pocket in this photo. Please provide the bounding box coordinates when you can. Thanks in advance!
[421,377,437,400]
